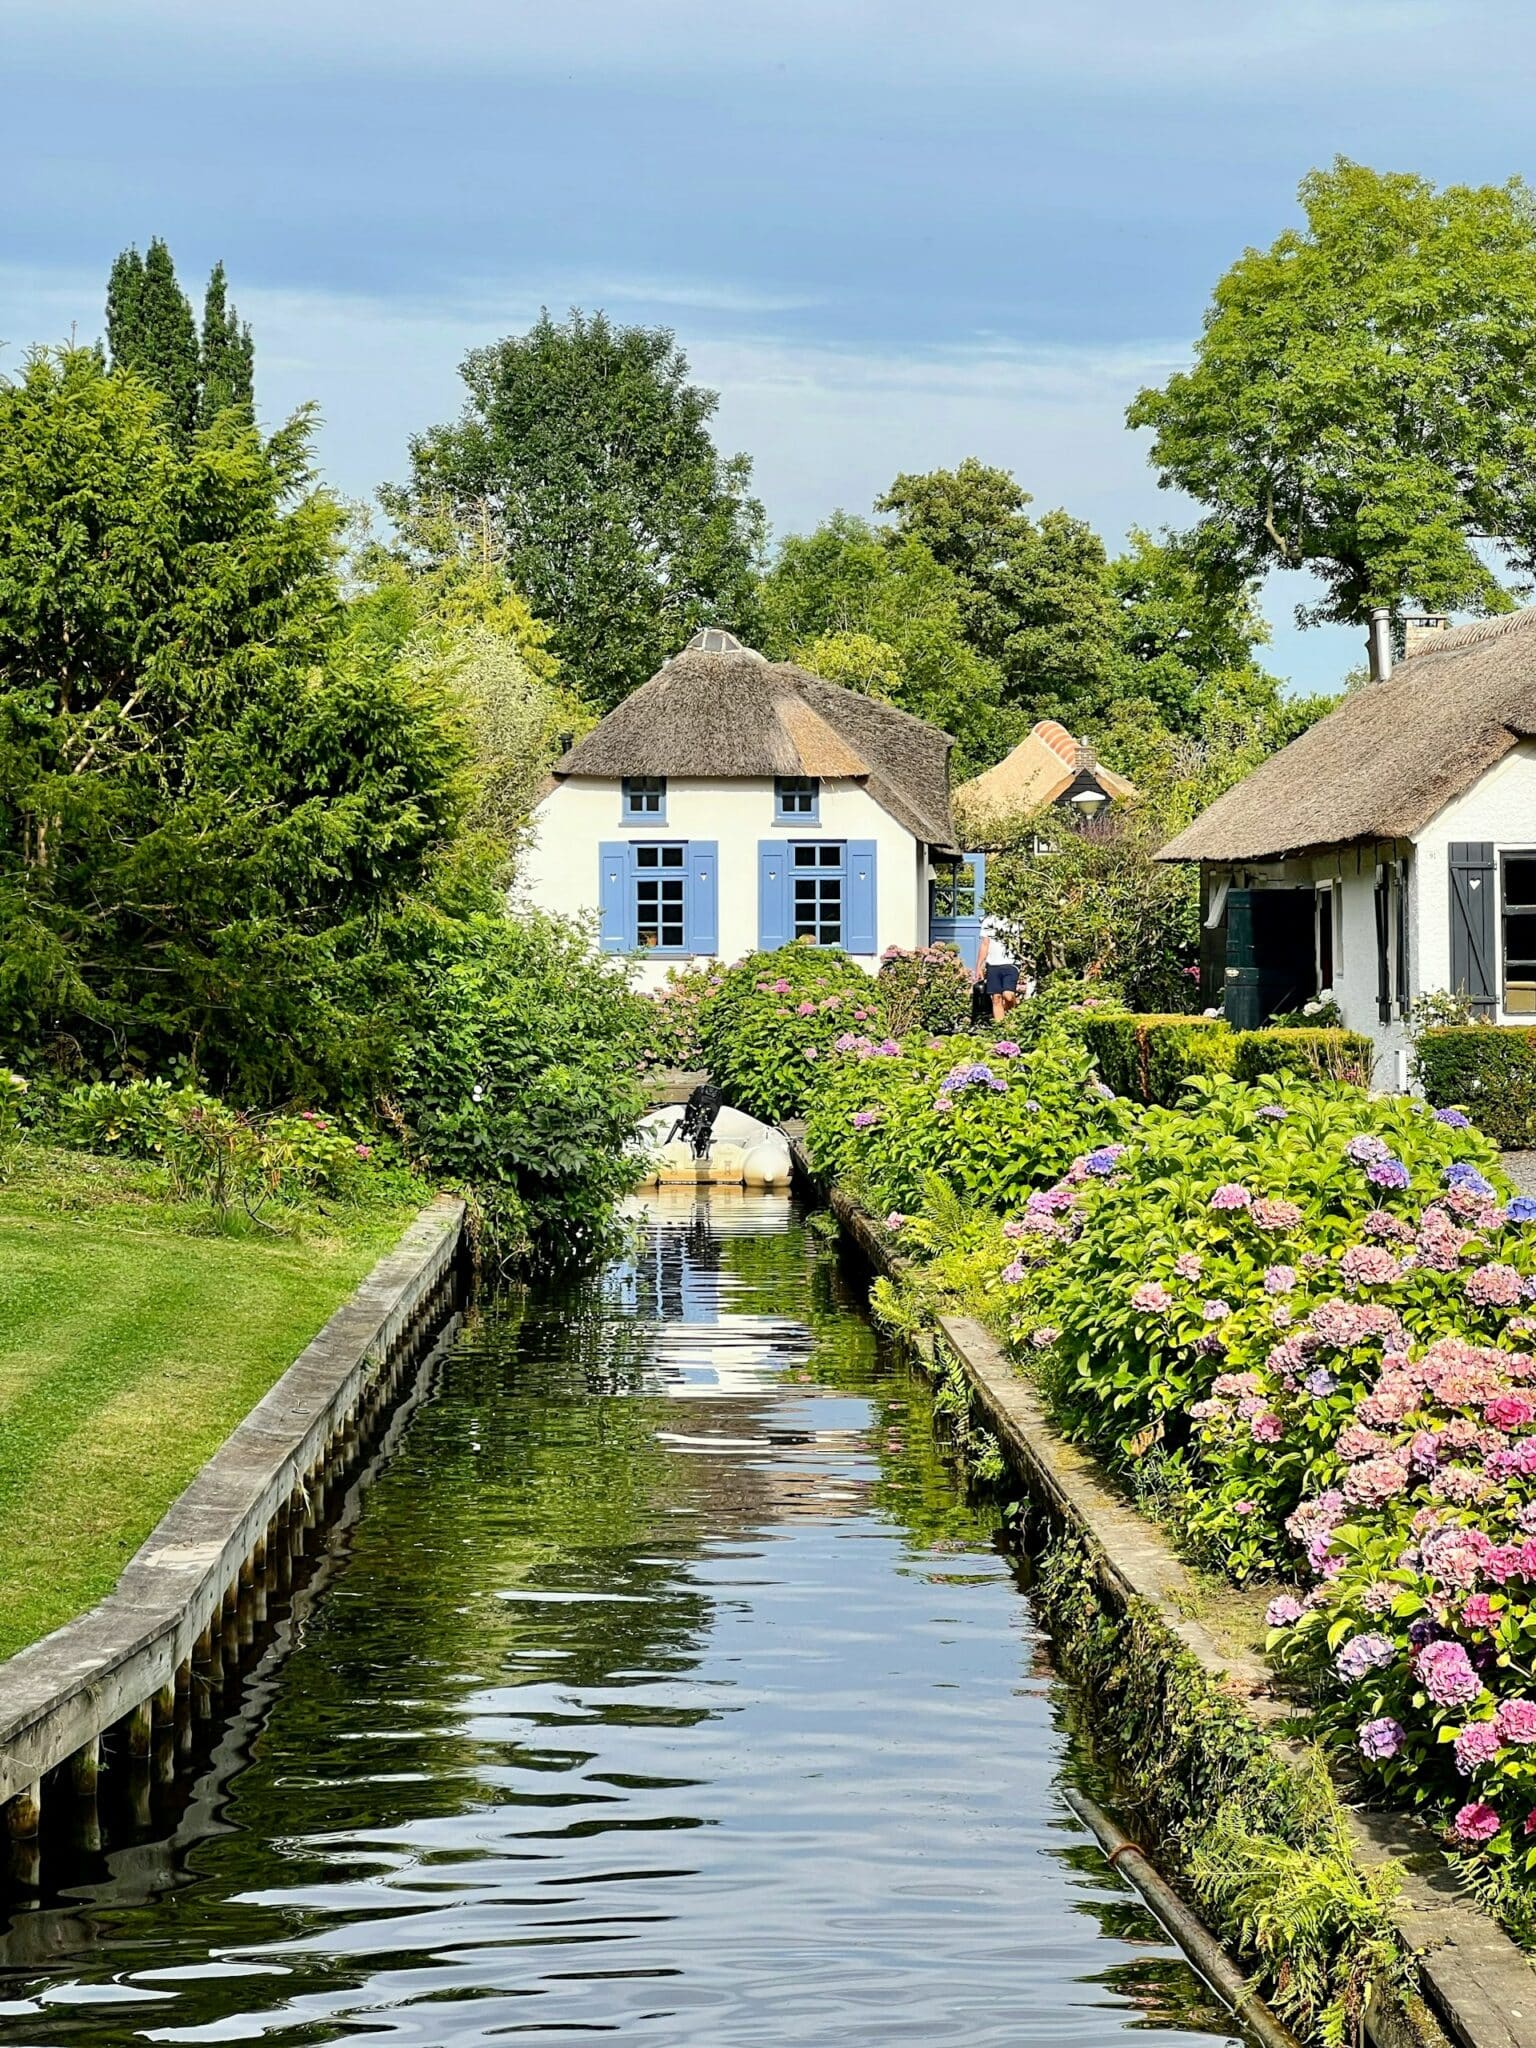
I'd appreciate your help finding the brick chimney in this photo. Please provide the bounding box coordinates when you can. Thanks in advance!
[1400,610,1453,660]
[1074,737,1097,772]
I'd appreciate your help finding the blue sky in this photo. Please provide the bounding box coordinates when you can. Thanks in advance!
[4,0,1536,696]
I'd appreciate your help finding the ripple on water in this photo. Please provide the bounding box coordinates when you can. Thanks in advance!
[0,1191,1243,2048]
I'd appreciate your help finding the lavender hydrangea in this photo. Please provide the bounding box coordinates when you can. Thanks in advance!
[1357,1716,1405,1761]
[1334,1632,1396,1682]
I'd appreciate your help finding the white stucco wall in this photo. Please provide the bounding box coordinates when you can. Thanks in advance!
[519,775,930,988]
[1413,742,1536,1017]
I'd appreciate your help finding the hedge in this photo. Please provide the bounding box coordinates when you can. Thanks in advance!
[1414,1025,1536,1148]
[1232,1027,1374,1090]
[1076,1012,1235,1105]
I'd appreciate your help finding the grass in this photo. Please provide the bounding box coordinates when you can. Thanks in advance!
[0,1144,423,1659]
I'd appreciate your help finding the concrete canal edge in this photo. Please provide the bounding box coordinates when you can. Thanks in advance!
[0,1192,464,1838]
[781,1128,1536,2048]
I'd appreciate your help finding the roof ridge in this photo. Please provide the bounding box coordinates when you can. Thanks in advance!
[1402,607,1536,659]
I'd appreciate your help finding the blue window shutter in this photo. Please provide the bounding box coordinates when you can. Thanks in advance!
[599,842,630,953]
[846,840,878,953]
[758,841,788,951]
[687,841,718,955]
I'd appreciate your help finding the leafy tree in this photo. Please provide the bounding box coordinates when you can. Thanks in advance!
[1107,529,1278,734]
[198,260,254,427]
[755,512,1013,773]
[1128,159,1536,626]
[388,310,766,712]
[0,347,468,1098]
[106,238,201,440]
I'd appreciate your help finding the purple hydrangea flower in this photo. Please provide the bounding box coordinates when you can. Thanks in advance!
[1358,1716,1405,1761]
[1345,1135,1390,1164]
[1265,1595,1304,1627]
[1335,1632,1396,1682]
[1367,1157,1411,1190]
[1435,1108,1473,1130]
[1446,1163,1496,1199]
[1084,1144,1128,1176]
[1509,1196,1536,1224]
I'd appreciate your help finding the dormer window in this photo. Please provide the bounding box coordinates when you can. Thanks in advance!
[775,776,819,822]
[622,776,666,820]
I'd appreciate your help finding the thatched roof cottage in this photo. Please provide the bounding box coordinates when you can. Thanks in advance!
[1160,609,1536,1081]
[954,719,1136,839]
[521,629,961,985]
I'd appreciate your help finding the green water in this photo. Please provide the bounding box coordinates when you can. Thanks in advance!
[0,1191,1243,2045]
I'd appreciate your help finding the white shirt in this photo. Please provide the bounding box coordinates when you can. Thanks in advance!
[980,916,1015,966]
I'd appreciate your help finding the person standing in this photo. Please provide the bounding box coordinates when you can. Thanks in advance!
[973,915,1023,1023]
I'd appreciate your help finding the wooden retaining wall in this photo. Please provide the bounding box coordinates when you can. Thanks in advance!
[785,1133,1536,2048]
[0,1194,464,1860]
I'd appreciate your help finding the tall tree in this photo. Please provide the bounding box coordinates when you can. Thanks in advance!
[104,237,200,440]
[387,310,766,712]
[198,260,255,426]
[0,348,468,1098]
[1128,159,1536,630]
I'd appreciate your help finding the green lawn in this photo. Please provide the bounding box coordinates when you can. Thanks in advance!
[0,1146,421,1659]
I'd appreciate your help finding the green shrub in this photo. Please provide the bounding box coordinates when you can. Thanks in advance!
[876,943,971,1036]
[699,945,884,1121]
[1077,1010,1236,1104]
[1006,980,1124,1053]
[391,910,650,1260]
[1413,1025,1536,1147]
[1232,1027,1374,1089]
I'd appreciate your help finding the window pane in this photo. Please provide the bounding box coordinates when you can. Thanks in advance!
[819,844,840,866]
[820,922,841,945]
[1507,913,1536,957]
[1509,980,1536,1013]
[636,845,658,867]
[793,844,818,866]
[637,881,657,906]
[661,845,684,867]
[1509,858,1536,908]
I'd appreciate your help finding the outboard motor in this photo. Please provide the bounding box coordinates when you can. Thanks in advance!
[671,1082,723,1161]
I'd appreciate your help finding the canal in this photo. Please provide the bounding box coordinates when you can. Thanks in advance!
[0,1192,1244,2046]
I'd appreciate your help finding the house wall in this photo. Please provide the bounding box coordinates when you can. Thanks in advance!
[1415,740,1536,1018]
[520,774,929,989]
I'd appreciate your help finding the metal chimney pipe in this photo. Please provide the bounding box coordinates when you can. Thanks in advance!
[1367,607,1393,683]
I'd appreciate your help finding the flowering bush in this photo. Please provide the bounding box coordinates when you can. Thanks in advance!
[637,965,725,1071]
[801,1027,1128,1216]
[875,943,972,1037]
[1036,1076,1510,1576]
[699,944,886,1121]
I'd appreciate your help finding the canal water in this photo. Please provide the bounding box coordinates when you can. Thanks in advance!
[0,1193,1243,2047]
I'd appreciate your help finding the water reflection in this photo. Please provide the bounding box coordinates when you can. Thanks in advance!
[0,1191,1240,2046]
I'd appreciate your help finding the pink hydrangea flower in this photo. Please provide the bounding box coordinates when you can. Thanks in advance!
[1131,1281,1172,1313]
[1455,1722,1502,1774]
[1416,1639,1482,1706]
[885,1212,906,1231]
[1453,1801,1501,1844]
[1250,1410,1283,1442]
[1174,1252,1203,1280]
[1463,1594,1497,1630]
[1340,1244,1402,1289]
[1487,1393,1536,1431]
[1252,1198,1304,1229]
[850,1110,879,1129]
[1202,1298,1232,1322]
[1001,1260,1027,1284]
[1343,1454,1410,1506]
[1210,1183,1251,1211]
[1263,1264,1297,1295]
[1265,1595,1304,1627]
[992,1040,1020,1057]
[1497,1698,1536,1745]
[1467,1263,1524,1308]
[1030,1326,1060,1348]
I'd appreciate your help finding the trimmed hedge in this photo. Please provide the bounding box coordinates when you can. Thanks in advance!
[1076,1012,1235,1105]
[1415,1025,1536,1148]
[1232,1027,1374,1089]
[1079,1013,1374,1106]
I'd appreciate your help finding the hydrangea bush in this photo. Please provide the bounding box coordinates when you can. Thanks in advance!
[801,1027,1128,1217]
[699,944,887,1121]
[637,965,726,1071]
[874,943,972,1037]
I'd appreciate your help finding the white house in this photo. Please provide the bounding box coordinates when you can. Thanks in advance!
[521,629,960,987]
[1159,609,1536,1086]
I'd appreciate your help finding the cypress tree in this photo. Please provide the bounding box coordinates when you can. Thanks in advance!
[104,238,199,441]
[198,261,255,427]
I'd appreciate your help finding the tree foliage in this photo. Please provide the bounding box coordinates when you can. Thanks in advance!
[389,309,766,712]
[106,239,254,441]
[0,347,468,1098]
[1129,159,1536,625]
[755,511,1013,774]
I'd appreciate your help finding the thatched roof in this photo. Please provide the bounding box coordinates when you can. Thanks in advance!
[553,635,958,849]
[1160,609,1536,864]
[955,720,1136,828]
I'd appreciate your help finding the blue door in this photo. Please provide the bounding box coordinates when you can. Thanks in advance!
[929,855,986,969]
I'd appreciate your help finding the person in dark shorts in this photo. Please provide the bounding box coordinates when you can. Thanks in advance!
[974,915,1021,1023]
